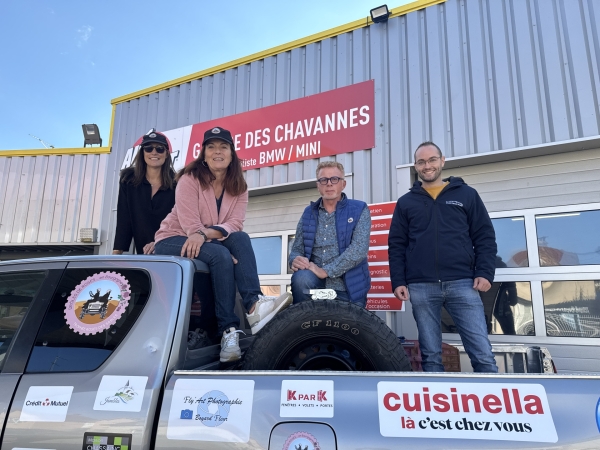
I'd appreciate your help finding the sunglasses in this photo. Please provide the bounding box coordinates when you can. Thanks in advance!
[143,145,166,154]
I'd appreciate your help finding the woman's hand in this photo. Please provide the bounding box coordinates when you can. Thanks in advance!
[181,233,205,258]
[204,228,223,240]
[142,242,156,254]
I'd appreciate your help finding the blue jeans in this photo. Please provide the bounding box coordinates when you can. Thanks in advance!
[408,279,498,373]
[290,269,364,306]
[154,232,263,334]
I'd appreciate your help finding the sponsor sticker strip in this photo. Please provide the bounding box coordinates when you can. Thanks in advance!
[280,380,334,418]
[378,382,557,442]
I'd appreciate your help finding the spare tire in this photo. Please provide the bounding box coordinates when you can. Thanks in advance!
[242,300,412,371]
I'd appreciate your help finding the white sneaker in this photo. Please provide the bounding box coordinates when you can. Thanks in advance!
[220,327,244,362]
[246,293,293,334]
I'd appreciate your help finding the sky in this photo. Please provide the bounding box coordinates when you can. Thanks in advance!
[1,0,412,151]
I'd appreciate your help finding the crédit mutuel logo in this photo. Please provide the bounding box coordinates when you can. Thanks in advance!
[378,382,558,443]
[25,397,69,407]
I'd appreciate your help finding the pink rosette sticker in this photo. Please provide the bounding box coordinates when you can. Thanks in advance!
[282,431,320,450]
[64,271,131,335]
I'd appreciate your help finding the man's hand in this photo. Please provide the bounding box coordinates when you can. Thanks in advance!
[473,277,491,292]
[394,286,410,301]
[112,250,124,255]
[181,233,205,258]
[290,256,310,272]
[142,242,155,254]
[308,262,328,279]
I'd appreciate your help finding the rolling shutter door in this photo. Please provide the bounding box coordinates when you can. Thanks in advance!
[245,188,319,234]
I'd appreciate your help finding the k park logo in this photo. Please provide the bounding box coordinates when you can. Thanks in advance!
[287,389,328,402]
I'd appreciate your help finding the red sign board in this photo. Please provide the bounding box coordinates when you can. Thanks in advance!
[184,80,375,170]
[369,202,396,217]
[369,264,390,278]
[369,233,389,248]
[368,280,392,295]
[371,217,392,232]
[367,249,388,263]
[367,296,404,311]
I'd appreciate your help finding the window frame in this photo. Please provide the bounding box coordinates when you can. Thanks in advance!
[249,229,296,297]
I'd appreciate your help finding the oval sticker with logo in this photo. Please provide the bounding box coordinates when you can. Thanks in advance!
[64,271,131,335]
[283,431,321,450]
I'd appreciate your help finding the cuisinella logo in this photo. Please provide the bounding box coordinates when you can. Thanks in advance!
[377,382,558,443]
[382,386,545,415]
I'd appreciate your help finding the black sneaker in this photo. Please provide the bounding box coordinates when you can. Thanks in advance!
[188,328,210,350]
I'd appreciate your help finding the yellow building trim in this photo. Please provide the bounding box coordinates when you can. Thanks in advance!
[111,0,445,105]
[0,147,111,157]
[108,104,116,149]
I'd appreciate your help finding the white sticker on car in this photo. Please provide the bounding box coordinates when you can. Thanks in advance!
[93,375,148,412]
[167,379,254,442]
[378,382,557,442]
[19,386,74,422]
[280,380,334,418]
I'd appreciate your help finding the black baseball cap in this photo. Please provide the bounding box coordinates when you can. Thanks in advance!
[141,131,170,149]
[202,127,234,147]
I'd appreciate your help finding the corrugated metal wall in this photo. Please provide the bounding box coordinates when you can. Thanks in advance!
[0,154,107,245]
[444,147,600,211]
[103,0,600,252]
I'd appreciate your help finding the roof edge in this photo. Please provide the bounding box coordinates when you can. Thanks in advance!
[111,0,445,105]
[0,147,111,157]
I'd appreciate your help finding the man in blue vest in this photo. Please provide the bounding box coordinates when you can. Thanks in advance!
[289,161,371,306]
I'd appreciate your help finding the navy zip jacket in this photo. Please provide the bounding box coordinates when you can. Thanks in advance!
[388,177,497,289]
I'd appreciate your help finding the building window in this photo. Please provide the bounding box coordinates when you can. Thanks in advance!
[535,210,600,266]
[441,282,534,336]
[491,217,528,267]
[287,235,296,274]
[250,236,282,275]
[542,280,600,338]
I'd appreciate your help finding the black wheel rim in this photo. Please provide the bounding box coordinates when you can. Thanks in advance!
[273,334,376,371]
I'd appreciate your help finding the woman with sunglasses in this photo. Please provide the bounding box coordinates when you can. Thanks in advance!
[154,126,292,363]
[113,131,175,255]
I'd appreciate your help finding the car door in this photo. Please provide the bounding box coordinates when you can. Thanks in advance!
[0,261,66,443]
[1,259,188,450]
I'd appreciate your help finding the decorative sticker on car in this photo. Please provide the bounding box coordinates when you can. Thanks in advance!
[280,380,334,418]
[82,432,132,450]
[167,379,254,442]
[282,431,321,450]
[64,271,131,335]
[19,386,74,422]
[93,375,148,412]
[377,382,557,442]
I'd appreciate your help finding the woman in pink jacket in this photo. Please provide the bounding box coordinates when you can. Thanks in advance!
[154,127,292,363]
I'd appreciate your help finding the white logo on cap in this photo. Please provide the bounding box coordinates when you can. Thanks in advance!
[149,133,157,138]
[211,128,221,134]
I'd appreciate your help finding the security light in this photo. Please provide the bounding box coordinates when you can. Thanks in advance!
[370,5,390,23]
[82,124,102,147]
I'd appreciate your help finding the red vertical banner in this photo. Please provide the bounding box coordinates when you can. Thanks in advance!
[367,201,403,311]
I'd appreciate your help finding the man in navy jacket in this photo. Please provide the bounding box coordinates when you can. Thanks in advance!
[388,142,498,372]
[289,161,371,306]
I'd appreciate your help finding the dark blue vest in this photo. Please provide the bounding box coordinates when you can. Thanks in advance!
[301,194,371,303]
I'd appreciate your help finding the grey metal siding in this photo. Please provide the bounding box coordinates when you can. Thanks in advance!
[0,154,107,245]
[108,0,600,211]
[443,148,600,211]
